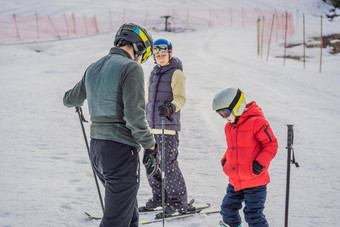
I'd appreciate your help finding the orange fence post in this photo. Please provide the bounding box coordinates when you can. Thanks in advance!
[93,15,99,34]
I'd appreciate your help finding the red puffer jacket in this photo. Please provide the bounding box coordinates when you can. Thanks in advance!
[221,101,278,191]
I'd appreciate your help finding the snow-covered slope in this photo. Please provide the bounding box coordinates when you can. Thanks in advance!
[0,0,339,226]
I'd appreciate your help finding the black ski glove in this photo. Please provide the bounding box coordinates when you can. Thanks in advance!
[221,159,226,167]
[143,146,157,177]
[253,161,264,175]
[158,102,175,118]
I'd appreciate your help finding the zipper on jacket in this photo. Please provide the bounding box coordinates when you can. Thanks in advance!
[264,126,272,142]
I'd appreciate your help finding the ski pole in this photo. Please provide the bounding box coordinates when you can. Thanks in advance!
[75,107,105,213]
[161,116,165,227]
[284,124,299,227]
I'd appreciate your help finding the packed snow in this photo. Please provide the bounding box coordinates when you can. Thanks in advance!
[0,0,339,226]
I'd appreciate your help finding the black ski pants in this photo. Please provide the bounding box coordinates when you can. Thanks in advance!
[221,183,268,227]
[90,139,140,227]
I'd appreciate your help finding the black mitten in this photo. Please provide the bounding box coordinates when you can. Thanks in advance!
[252,161,264,175]
[158,102,175,117]
[221,159,226,167]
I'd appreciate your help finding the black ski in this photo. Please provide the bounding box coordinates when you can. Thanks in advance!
[139,198,196,214]
[84,199,218,221]
[85,212,102,220]
[138,206,162,213]
[140,208,220,225]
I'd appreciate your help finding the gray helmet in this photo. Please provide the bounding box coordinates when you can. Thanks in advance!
[212,87,246,116]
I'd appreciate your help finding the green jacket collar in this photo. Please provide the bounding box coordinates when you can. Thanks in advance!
[109,47,132,60]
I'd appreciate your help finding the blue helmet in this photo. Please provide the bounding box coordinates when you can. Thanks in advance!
[153,38,173,58]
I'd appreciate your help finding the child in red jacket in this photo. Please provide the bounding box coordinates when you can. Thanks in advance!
[212,87,278,227]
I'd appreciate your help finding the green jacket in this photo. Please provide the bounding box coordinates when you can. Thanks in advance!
[63,47,155,150]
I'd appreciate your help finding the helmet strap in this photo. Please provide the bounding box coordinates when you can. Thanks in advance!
[134,54,142,62]
[228,89,242,114]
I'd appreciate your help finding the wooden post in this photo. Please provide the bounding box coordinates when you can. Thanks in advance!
[257,17,261,56]
[72,13,76,34]
[284,11,288,66]
[35,13,40,38]
[64,14,70,36]
[266,14,275,61]
[303,14,306,69]
[261,16,265,59]
[13,14,21,40]
[319,15,323,73]
[48,16,60,39]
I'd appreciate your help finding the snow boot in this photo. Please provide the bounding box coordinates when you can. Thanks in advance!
[155,204,177,219]
[145,198,162,209]
[219,220,241,227]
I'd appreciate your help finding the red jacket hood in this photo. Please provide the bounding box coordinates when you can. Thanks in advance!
[236,101,264,126]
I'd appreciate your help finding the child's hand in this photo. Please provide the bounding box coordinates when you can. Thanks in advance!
[252,161,264,175]
[158,102,175,117]
[221,159,226,167]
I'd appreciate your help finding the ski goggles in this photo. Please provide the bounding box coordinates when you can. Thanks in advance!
[153,44,168,55]
[133,42,146,55]
[216,108,232,118]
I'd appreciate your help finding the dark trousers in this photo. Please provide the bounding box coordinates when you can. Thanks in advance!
[221,184,268,227]
[146,133,188,210]
[90,139,140,227]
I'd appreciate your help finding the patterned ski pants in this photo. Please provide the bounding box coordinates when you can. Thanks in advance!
[146,133,188,210]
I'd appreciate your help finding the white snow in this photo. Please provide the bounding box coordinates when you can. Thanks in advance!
[0,0,339,226]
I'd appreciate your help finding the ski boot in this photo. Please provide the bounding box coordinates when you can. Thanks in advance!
[139,198,162,212]
[155,204,177,219]
[145,198,162,209]
[219,220,241,227]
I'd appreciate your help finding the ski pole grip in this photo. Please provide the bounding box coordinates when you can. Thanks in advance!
[287,124,294,147]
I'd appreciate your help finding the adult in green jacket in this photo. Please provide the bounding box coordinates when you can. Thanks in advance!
[63,23,155,227]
